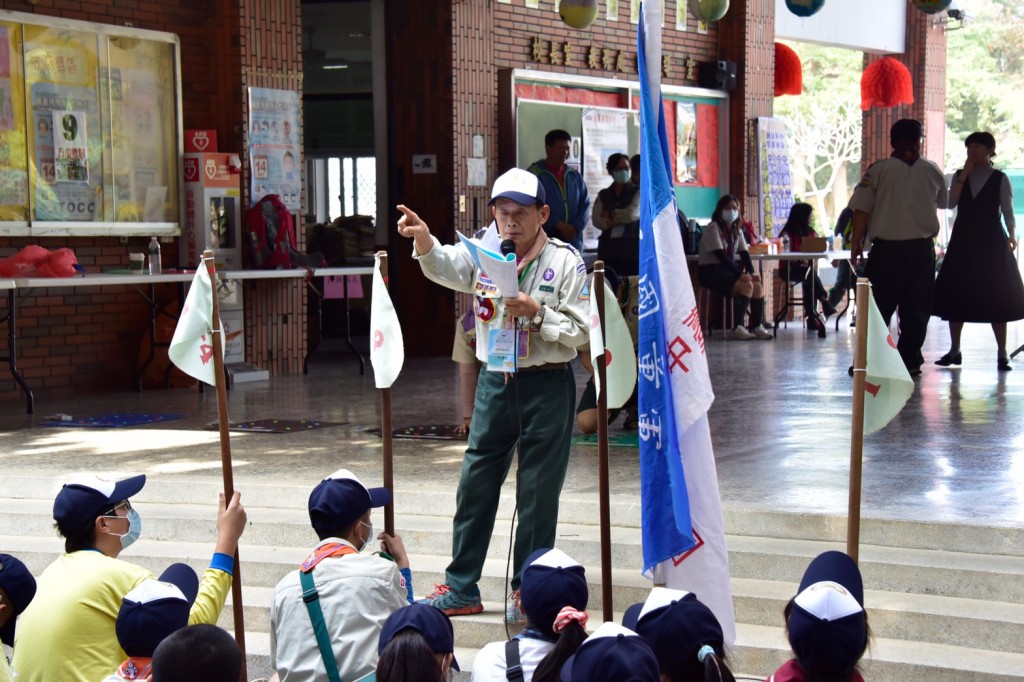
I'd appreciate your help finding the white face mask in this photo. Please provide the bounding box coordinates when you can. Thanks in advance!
[612,169,631,184]
[722,209,739,224]
[359,520,374,552]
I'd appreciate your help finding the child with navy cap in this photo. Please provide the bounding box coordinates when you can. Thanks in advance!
[768,551,869,682]
[11,474,247,682]
[472,548,590,682]
[0,553,36,682]
[270,469,412,682]
[623,587,735,682]
[102,563,200,681]
[367,603,458,682]
[559,621,660,682]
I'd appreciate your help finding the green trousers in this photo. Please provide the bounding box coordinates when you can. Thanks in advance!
[445,365,576,593]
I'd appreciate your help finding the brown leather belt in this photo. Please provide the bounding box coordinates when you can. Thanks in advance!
[518,362,568,372]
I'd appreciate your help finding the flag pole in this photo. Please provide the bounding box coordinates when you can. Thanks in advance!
[594,261,614,623]
[377,250,395,536]
[847,277,871,563]
[202,249,248,679]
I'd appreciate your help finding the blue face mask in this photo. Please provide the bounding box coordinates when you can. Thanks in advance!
[612,169,631,184]
[109,508,142,550]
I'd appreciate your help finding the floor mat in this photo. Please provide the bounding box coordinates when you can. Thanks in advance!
[571,432,640,448]
[210,419,347,433]
[366,424,467,440]
[42,413,186,428]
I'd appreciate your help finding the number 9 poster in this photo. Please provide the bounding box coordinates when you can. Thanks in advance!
[247,87,301,211]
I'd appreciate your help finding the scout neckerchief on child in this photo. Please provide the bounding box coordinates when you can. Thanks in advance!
[299,541,360,682]
[115,657,153,680]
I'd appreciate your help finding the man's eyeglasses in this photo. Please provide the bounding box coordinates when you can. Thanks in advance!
[103,500,132,516]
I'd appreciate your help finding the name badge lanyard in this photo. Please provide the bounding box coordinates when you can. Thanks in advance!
[510,260,538,372]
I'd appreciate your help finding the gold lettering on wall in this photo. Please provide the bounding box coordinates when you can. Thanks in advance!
[527,36,689,82]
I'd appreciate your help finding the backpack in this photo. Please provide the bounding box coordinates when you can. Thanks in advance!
[245,194,324,269]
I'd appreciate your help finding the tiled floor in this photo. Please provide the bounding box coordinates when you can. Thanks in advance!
[1,315,1022,529]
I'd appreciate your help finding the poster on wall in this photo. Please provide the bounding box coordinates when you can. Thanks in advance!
[0,22,28,221]
[247,87,301,210]
[52,110,88,182]
[755,117,794,238]
[581,107,629,252]
[25,25,102,221]
[675,102,697,185]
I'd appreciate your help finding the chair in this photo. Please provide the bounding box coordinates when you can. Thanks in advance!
[772,266,804,335]
[698,286,734,338]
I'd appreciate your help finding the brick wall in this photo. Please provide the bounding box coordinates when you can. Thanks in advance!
[0,0,306,406]
[861,4,947,168]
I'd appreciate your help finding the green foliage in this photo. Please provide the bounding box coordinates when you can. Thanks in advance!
[945,0,1024,170]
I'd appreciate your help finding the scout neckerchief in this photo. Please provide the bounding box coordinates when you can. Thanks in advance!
[115,657,153,680]
[299,541,360,682]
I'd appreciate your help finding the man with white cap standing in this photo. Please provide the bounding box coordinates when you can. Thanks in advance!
[397,168,589,616]
[270,469,412,682]
[11,474,247,682]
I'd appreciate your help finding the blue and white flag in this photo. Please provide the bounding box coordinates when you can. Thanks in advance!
[637,0,734,645]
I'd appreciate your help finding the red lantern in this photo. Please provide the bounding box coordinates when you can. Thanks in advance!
[774,42,802,96]
[860,57,914,110]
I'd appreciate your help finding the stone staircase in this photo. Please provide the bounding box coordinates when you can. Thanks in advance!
[2,474,1024,680]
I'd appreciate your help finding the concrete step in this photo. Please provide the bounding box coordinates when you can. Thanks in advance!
[237,622,1024,682]
[4,474,1022,557]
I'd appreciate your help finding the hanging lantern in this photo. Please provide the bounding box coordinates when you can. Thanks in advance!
[774,43,802,96]
[785,0,826,17]
[560,0,598,29]
[911,0,952,14]
[688,0,730,23]
[861,57,914,110]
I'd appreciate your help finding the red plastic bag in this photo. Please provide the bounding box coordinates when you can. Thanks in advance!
[0,245,78,277]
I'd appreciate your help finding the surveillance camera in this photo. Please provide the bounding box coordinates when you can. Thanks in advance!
[948,8,965,20]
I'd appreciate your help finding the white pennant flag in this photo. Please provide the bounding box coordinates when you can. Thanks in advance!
[370,255,404,388]
[863,286,914,434]
[169,264,222,386]
[589,277,637,409]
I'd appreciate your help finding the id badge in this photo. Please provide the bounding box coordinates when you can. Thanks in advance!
[486,328,529,372]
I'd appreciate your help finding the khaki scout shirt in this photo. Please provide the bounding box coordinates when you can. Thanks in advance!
[848,156,948,242]
[414,234,589,367]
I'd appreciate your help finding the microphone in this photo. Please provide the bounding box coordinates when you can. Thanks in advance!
[500,239,516,257]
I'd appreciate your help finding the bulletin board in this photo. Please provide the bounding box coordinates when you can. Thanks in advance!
[506,71,726,221]
[0,10,182,235]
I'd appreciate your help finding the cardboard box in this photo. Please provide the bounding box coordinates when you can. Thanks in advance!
[800,236,827,253]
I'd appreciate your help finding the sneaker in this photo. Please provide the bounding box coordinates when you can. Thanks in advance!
[418,584,483,616]
[752,326,774,340]
[728,326,755,341]
[504,589,526,625]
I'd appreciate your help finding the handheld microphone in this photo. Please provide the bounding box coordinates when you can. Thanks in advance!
[500,239,516,257]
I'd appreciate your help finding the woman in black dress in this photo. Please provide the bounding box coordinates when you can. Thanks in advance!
[933,132,1023,371]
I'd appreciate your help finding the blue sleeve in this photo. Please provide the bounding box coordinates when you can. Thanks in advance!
[209,552,234,576]
[570,174,590,231]
[400,567,414,604]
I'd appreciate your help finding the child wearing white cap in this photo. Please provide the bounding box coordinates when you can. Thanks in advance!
[472,548,589,682]
[11,474,247,682]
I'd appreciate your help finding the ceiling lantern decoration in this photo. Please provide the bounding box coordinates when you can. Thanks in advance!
[559,0,599,29]
[910,0,953,14]
[774,43,803,96]
[687,0,730,23]
[861,57,914,110]
[785,0,826,17]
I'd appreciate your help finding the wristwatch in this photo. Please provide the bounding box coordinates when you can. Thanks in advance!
[532,305,546,327]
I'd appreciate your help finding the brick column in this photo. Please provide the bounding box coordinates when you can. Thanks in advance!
[718,0,776,216]
[861,5,947,168]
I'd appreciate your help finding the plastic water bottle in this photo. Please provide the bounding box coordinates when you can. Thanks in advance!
[147,237,162,275]
[781,234,790,253]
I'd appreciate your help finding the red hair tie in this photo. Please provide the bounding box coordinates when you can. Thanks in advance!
[553,606,589,633]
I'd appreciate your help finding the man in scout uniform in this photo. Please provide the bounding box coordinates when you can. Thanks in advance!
[397,167,589,616]
[849,118,947,376]
[269,469,412,682]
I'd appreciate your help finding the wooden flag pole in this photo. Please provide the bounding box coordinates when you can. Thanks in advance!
[203,250,247,679]
[847,278,871,563]
[594,261,613,623]
[377,250,395,536]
